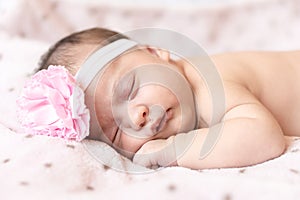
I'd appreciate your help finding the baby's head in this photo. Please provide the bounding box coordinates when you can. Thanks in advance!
[39,27,197,158]
[39,28,128,75]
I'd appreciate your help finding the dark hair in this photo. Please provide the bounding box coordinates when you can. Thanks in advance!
[38,27,128,75]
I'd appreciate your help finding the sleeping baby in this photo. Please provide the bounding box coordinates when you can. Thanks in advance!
[17,27,300,170]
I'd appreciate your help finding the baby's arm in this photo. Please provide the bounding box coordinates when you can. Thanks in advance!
[133,83,286,169]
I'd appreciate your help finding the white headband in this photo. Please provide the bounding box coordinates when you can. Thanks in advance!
[75,38,138,90]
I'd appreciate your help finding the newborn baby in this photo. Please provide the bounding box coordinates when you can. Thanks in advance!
[28,27,300,169]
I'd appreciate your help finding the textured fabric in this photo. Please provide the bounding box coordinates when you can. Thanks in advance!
[1,0,300,199]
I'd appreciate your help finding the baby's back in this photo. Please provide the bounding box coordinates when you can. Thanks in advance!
[211,51,300,136]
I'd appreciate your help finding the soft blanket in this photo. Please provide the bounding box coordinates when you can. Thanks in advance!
[1,0,300,199]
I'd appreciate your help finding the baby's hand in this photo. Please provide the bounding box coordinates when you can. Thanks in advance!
[133,136,178,168]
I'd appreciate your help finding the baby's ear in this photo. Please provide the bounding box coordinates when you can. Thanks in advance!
[145,46,171,62]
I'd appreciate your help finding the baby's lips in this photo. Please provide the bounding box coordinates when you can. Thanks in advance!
[153,113,166,134]
[122,108,173,139]
[151,108,173,134]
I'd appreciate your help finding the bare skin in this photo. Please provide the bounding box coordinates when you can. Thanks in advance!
[210,51,300,137]
[89,47,300,169]
[169,51,299,169]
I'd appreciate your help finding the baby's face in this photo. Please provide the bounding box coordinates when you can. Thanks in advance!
[94,48,196,158]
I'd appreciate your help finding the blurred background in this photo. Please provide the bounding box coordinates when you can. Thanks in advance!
[0,0,299,54]
[1,2,300,199]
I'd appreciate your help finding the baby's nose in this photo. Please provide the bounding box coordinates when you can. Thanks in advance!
[131,105,149,130]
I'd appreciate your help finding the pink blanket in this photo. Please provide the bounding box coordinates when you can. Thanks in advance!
[1,0,300,199]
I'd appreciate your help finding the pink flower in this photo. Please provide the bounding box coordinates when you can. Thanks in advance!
[16,65,90,141]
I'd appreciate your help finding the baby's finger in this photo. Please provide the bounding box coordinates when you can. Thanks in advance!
[132,153,156,168]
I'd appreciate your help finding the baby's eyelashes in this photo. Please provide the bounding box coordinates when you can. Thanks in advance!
[128,76,140,101]
[128,87,139,101]
[118,71,140,102]
[111,127,118,143]
[113,72,136,101]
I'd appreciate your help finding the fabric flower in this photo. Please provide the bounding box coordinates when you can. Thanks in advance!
[16,65,90,141]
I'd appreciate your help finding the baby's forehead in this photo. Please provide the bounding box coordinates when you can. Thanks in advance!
[100,60,126,90]
[100,52,139,87]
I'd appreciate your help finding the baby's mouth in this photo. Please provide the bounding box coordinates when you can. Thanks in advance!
[152,108,173,134]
